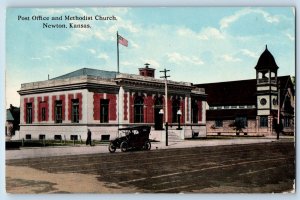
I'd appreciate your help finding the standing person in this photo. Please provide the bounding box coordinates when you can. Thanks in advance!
[86,129,92,146]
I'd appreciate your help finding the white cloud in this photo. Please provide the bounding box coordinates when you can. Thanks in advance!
[140,59,160,69]
[177,27,224,40]
[88,49,96,54]
[200,27,224,40]
[94,32,106,40]
[121,61,133,66]
[221,54,242,62]
[220,8,280,30]
[131,41,140,49]
[167,52,204,65]
[241,49,257,58]
[56,45,72,51]
[286,33,295,41]
[31,57,41,60]
[97,53,109,61]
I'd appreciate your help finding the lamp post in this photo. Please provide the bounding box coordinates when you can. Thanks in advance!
[177,109,182,130]
[159,109,164,130]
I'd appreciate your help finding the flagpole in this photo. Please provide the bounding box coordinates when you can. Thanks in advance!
[117,31,120,74]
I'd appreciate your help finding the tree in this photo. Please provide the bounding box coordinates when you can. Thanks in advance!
[229,119,245,135]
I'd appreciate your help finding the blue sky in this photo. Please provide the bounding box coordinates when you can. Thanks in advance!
[6,7,295,107]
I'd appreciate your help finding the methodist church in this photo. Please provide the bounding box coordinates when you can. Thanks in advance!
[196,46,295,136]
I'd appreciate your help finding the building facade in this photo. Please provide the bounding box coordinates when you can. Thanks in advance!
[196,46,295,136]
[18,65,207,141]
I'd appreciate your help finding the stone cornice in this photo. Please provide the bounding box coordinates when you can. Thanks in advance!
[18,75,118,95]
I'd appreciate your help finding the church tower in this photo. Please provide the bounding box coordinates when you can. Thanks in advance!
[255,45,279,122]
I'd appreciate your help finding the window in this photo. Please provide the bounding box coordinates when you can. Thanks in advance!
[39,134,45,140]
[71,99,79,123]
[284,117,291,127]
[55,100,62,123]
[235,116,247,128]
[134,96,144,123]
[26,103,32,124]
[70,135,78,140]
[172,98,180,123]
[224,106,230,109]
[216,106,222,110]
[25,134,31,140]
[260,116,268,127]
[41,107,46,121]
[191,100,198,123]
[215,120,223,127]
[100,99,109,123]
[54,135,62,140]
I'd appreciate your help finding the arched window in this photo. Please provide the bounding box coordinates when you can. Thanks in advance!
[134,96,144,123]
[172,97,180,123]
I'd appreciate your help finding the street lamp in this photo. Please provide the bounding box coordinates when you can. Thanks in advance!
[159,109,164,130]
[177,109,182,130]
[159,108,164,115]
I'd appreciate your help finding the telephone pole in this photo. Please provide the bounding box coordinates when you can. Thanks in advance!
[160,68,170,146]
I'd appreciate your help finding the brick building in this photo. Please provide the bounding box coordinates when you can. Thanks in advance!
[196,46,295,136]
[18,64,207,141]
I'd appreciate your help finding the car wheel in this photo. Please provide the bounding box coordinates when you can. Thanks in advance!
[108,142,116,153]
[144,140,151,150]
[120,141,128,152]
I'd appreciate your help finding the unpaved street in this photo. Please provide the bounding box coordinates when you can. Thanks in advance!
[6,141,295,193]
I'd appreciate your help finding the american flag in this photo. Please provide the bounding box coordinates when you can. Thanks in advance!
[118,34,128,47]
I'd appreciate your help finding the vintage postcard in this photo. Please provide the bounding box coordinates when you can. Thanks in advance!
[5,7,295,193]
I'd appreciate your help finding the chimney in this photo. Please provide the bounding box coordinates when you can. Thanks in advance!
[139,63,155,78]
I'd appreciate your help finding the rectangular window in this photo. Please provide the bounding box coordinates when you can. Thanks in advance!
[284,117,291,127]
[54,135,62,140]
[215,120,223,127]
[41,107,46,121]
[26,103,32,124]
[39,134,45,140]
[100,99,109,123]
[224,106,230,109]
[70,135,78,140]
[55,100,62,123]
[25,134,31,140]
[260,116,268,127]
[71,99,79,123]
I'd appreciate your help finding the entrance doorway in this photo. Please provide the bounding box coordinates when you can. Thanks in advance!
[154,97,163,130]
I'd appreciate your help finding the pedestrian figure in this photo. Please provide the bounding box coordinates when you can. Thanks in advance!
[86,129,92,146]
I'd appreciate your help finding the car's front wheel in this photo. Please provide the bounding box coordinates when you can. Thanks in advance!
[108,142,116,153]
[120,141,128,152]
[144,140,151,150]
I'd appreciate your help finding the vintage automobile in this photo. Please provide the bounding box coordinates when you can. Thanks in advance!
[108,125,151,153]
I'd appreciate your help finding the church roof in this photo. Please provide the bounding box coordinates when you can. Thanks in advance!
[196,76,292,107]
[51,68,117,80]
[255,45,279,71]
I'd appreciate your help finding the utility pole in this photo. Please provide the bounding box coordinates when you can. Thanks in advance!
[277,81,280,140]
[160,68,170,146]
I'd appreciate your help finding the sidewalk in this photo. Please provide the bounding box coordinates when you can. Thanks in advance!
[6,137,293,160]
